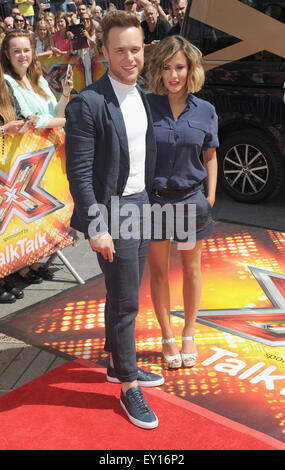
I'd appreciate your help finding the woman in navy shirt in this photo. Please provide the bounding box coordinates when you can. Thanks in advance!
[147,36,218,369]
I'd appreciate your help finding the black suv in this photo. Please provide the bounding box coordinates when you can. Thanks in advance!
[181,0,285,203]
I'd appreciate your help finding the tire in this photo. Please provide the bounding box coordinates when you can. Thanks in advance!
[218,130,285,203]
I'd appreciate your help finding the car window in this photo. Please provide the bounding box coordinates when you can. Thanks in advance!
[184,0,285,62]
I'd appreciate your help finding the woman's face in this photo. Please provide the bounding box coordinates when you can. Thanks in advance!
[161,50,189,96]
[56,17,66,31]
[46,16,55,30]
[38,26,48,39]
[81,16,91,30]
[6,36,32,76]
[14,15,25,30]
[70,13,77,24]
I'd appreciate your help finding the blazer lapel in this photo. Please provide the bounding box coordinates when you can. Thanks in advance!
[96,73,130,160]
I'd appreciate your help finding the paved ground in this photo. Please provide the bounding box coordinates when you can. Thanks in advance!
[0,185,284,397]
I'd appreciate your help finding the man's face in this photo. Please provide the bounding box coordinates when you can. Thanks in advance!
[4,17,14,30]
[78,4,87,16]
[11,8,21,17]
[172,0,186,25]
[94,8,103,18]
[145,6,158,27]
[102,26,144,85]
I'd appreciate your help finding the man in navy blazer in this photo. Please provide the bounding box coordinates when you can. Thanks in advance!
[65,10,164,429]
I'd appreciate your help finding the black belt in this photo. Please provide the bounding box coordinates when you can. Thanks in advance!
[152,182,202,199]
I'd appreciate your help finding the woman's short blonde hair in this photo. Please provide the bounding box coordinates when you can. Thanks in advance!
[148,35,205,95]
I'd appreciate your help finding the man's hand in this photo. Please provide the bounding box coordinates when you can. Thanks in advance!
[89,232,116,263]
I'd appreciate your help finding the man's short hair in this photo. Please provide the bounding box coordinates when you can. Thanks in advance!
[101,10,143,46]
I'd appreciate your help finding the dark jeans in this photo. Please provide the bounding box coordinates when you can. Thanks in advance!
[97,190,149,383]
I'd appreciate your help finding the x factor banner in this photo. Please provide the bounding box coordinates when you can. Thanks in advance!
[38,52,150,98]
[0,128,75,278]
[38,53,107,99]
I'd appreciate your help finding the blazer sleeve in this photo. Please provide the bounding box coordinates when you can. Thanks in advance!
[65,93,108,236]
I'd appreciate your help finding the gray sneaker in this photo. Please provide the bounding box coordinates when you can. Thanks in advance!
[120,386,158,429]
[107,365,164,387]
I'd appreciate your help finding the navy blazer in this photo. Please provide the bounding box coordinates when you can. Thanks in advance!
[65,72,157,235]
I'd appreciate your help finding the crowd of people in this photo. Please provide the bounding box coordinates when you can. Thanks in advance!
[0,0,187,55]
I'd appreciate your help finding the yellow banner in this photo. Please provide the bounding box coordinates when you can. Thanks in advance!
[38,53,107,99]
[0,128,75,277]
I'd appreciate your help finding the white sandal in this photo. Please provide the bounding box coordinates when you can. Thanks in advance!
[161,338,182,369]
[181,336,198,367]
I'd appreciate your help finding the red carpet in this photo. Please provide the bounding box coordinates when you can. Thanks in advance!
[0,360,284,450]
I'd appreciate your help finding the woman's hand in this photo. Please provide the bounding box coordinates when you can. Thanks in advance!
[206,195,215,207]
[3,120,26,135]
[81,29,90,40]
[61,64,73,97]
[51,46,66,55]
[18,115,40,133]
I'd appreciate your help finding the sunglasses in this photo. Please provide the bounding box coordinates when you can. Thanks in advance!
[125,1,135,5]
[15,19,25,23]
[81,17,90,21]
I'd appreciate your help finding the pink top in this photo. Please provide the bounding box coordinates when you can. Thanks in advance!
[53,31,70,52]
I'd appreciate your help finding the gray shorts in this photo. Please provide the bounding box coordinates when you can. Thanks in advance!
[150,186,213,243]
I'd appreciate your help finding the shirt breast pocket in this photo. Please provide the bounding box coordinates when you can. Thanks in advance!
[153,122,173,145]
[186,120,207,147]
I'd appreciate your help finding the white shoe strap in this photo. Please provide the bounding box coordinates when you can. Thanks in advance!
[161,337,176,344]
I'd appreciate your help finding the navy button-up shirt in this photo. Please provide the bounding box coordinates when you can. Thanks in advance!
[146,93,219,190]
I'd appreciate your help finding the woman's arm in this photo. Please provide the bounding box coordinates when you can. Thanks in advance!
[55,65,73,118]
[44,117,66,128]
[202,147,218,207]
[36,50,53,57]
[1,120,26,135]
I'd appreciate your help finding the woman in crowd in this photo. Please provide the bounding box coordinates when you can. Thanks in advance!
[13,13,28,30]
[0,30,73,282]
[32,19,52,56]
[51,12,71,55]
[0,61,37,300]
[66,11,78,26]
[1,30,73,128]
[44,11,55,34]
[147,36,218,369]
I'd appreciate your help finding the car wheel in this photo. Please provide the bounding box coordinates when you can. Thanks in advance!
[218,130,284,203]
